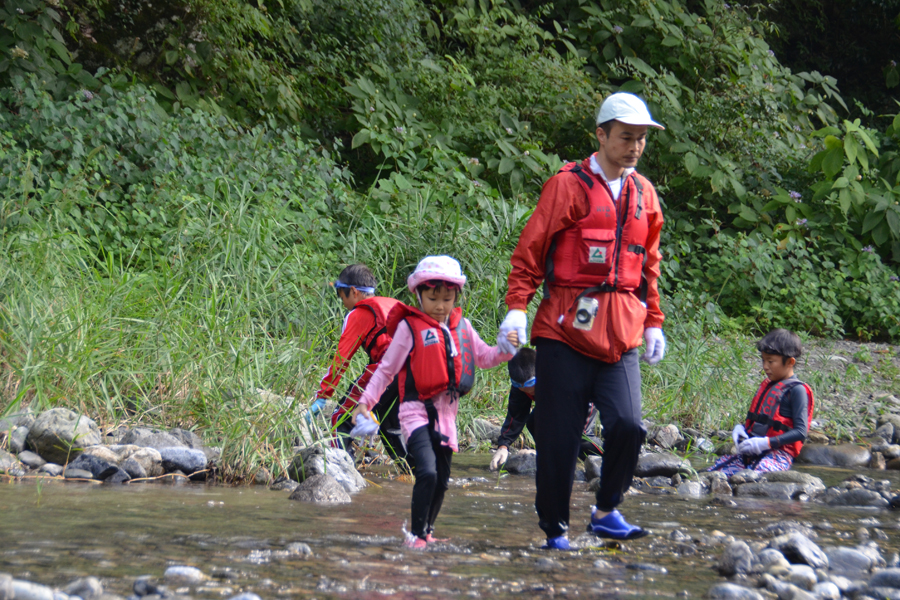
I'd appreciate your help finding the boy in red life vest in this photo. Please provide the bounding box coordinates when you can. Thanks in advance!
[352,255,515,550]
[313,264,406,463]
[490,348,602,471]
[709,329,815,476]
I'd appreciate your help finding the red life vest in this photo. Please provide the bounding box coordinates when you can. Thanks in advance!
[545,162,651,296]
[355,296,401,363]
[744,378,815,458]
[386,304,475,402]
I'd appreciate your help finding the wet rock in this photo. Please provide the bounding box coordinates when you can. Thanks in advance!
[812,581,841,600]
[634,452,691,477]
[471,419,500,444]
[825,547,874,575]
[164,566,206,584]
[121,457,148,479]
[871,453,887,470]
[126,448,163,477]
[63,467,94,480]
[120,429,186,450]
[707,583,763,600]
[652,424,683,449]
[869,568,900,588]
[38,463,63,477]
[875,423,895,444]
[169,428,204,449]
[770,533,828,569]
[289,474,351,504]
[786,564,818,590]
[26,408,101,464]
[797,443,871,468]
[710,478,733,495]
[824,489,890,508]
[67,454,119,480]
[763,471,825,491]
[104,467,131,484]
[584,456,602,481]
[270,477,299,492]
[289,447,365,494]
[877,415,900,443]
[677,481,703,497]
[756,548,790,571]
[719,541,753,575]
[64,577,103,600]
[159,447,207,474]
[763,521,817,539]
[728,470,760,485]
[735,482,802,500]
[9,426,29,454]
[11,580,56,600]
[505,449,536,475]
[133,576,166,597]
[81,445,121,465]
[535,557,562,572]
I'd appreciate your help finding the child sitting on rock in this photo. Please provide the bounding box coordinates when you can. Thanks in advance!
[489,347,601,471]
[709,328,815,476]
[353,255,515,549]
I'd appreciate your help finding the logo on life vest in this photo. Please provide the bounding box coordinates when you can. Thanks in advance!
[421,328,440,347]
[589,246,607,264]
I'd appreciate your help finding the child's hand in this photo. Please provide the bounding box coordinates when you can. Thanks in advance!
[352,403,372,425]
[738,436,770,456]
[506,330,519,349]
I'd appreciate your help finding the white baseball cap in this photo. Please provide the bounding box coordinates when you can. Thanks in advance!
[596,92,665,129]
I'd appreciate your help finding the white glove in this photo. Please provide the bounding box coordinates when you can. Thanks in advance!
[738,436,770,456]
[349,413,380,440]
[641,327,665,365]
[489,447,509,471]
[732,424,749,448]
[497,309,527,355]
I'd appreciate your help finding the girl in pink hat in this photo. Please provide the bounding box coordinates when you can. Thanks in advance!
[354,255,516,549]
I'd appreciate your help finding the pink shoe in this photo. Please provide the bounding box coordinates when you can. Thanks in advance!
[425,533,449,544]
[404,536,427,550]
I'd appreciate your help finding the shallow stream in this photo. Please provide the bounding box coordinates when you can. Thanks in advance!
[2,456,899,599]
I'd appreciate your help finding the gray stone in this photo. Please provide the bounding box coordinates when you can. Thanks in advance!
[825,489,890,508]
[825,547,874,575]
[885,445,900,459]
[735,482,801,500]
[0,450,18,472]
[121,457,147,480]
[164,566,206,583]
[127,448,163,477]
[27,408,101,464]
[505,450,536,475]
[288,474,351,504]
[763,471,825,491]
[797,444,871,468]
[120,429,186,450]
[763,521,818,539]
[770,533,829,569]
[869,568,900,589]
[64,468,94,480]
[132,576,166,597]
[103,467,131,484]
[269,477,299,492]
[169,428,204,449]
[757,549,790,571]
[11,581,55,600]
[285,542,312,556]
[64,577,103,600]
[812,582,841,600]
[707,583,763,600]
[728,469,761,485]
[677,481,703,497]
[877,415,900,443]
[471,419,500,444]
[871,453,887,470]
[786,564,818,590]
[81,445,121,465]
[67,454,118,480]
[535,557,562,572]
[719,541,753,575]
[875,423,895,444]
[9,426,29,454]
[0,573,12,600]
[711,479,733,495]
[158,448,207,474]
[39,463,64,477]
[652,424,683,449]
[17,451,45,469]
[634,452,691,477]
[866,587,900,600]
[289,447,365,494]
[584,455,602,481]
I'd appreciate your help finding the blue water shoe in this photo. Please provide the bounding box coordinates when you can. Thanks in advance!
[588,508,648,540]
[541,535,570,550]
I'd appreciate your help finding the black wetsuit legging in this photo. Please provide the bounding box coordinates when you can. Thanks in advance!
[534,339,645,539]
[406,424,453,539]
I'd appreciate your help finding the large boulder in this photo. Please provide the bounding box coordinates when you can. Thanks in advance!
[158,447,207,474]
[26,409,101,464]
[796,443,871,468]
[634,452,691,477]
[471,419,501,445]
[769,532,828,569]
[505,450,536,475]
[288,474,351,504]
[289,447,366,494]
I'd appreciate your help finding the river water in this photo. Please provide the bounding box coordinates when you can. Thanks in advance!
[2,456,899,599]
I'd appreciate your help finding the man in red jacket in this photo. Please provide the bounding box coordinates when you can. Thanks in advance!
[497,93,667,550]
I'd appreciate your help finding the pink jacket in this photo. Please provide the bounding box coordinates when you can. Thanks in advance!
[359,316,512,452]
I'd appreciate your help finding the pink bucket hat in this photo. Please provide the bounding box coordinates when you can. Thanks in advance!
[407,255,467,293]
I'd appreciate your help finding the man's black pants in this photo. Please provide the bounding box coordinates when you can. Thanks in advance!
[534,338,645,538]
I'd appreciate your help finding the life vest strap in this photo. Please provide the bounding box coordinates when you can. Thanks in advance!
[745,412,790,433]
[632,174,644,220]
[424,400,450,444]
